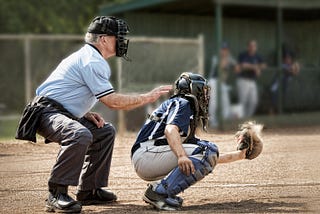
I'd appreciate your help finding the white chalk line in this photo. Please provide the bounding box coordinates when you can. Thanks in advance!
[192,182,320,189]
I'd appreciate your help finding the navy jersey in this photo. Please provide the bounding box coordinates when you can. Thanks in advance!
[238,51,264,79]
[134,97,193,146]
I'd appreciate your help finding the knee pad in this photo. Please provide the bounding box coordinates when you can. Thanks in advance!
[155,140,219,197]
[192,140,219,168]
[155,156,214,197]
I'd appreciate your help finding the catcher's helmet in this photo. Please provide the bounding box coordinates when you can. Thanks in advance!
[87,16,130,60]
[174,72,210,131]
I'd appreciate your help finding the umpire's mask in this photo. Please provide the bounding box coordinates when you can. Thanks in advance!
[87,16,130,60]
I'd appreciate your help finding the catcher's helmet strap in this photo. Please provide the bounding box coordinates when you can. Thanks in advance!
[179,94,200,144]
[168,94,198,143]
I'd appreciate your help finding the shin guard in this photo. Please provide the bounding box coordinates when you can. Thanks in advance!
[155,141,218,197]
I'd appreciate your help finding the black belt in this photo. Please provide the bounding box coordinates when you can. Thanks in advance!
[131,137,200,157]
[131,139,169,157]
[154,139,168,146]
[15,96,78,143]
[131,143,141,157]
[33,96,78,120]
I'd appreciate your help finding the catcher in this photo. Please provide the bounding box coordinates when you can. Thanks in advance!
[131,72,263,211]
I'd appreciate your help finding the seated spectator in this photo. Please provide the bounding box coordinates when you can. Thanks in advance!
[270,51,300,113]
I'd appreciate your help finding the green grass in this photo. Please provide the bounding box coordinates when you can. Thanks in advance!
[220,111,320,131]
[0,117,19,140]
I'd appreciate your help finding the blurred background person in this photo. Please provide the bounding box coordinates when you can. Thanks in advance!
[208,42,239,127]
[236,40,267,117]
[270,50,300,114]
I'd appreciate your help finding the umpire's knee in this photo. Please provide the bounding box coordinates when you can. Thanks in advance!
[74,127,93,146]
[101,123,116,142]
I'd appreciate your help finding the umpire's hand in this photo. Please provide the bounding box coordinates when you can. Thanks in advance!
[84,112,105,128]
[145,85,172,103]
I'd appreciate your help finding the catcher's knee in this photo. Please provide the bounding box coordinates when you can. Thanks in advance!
[155,156,213,196]
[192,140,219,168]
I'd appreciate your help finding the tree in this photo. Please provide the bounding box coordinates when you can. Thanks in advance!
[0,0,128,34]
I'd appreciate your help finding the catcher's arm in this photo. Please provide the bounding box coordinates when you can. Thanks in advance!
[218,150,246,164]
[165,124,195,176]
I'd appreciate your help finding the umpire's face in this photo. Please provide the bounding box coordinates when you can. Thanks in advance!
[99,35,116,57]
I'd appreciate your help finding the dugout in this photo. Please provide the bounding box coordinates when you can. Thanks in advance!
[100,0,320,129]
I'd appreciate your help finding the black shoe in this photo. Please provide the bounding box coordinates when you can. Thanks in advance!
[45,192,81,213]
[77,188,117,205]
[143,184,182,211]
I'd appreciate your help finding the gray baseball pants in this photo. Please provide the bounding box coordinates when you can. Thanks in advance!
[208,78,232,127]
[132,140,202,181]
[37,109,116,191]
[236,78,258,117]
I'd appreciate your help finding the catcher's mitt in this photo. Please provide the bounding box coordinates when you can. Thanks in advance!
[235,121,263,160]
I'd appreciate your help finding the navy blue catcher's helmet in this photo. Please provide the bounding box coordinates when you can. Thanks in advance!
[174,72,210,131]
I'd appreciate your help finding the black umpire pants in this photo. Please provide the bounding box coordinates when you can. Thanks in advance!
[37,108,116,191]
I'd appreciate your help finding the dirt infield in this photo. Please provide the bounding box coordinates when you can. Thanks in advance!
[0,126,320,213]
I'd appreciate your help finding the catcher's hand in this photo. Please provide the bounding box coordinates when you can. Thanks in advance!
[235,121,263,160]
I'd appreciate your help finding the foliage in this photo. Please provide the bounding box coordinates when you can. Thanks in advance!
[0,0,129,34]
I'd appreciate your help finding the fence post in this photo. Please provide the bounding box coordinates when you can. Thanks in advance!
[276,4,283,114]
[117,57,126,134]
[198,34,205,75]
[215,1,224,130]
[24,36,32,103]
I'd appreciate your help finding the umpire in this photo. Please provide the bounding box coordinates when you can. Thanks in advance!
[15,16,171,213]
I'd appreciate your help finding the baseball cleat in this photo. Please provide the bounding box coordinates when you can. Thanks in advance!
[45,192,81,213]
[77,188,117,205]
[143,184,182,211]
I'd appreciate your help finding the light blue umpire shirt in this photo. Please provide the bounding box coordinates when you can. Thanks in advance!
[36,44,114,118]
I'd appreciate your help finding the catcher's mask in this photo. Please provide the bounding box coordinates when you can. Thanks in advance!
[87,16,130,60]
[174,72,210,131]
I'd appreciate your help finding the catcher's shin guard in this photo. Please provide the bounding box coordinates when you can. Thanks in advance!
[192,140,219,166]
[155,142,218,196]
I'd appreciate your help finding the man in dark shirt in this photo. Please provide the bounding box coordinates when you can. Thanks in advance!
[236,40,266,117]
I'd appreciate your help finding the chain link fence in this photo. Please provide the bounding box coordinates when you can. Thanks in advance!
[0,34,204,136]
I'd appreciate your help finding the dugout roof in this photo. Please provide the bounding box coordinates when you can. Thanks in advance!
[100,0,320,20]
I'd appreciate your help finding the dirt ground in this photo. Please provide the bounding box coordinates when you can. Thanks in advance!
[0,126,320,214]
